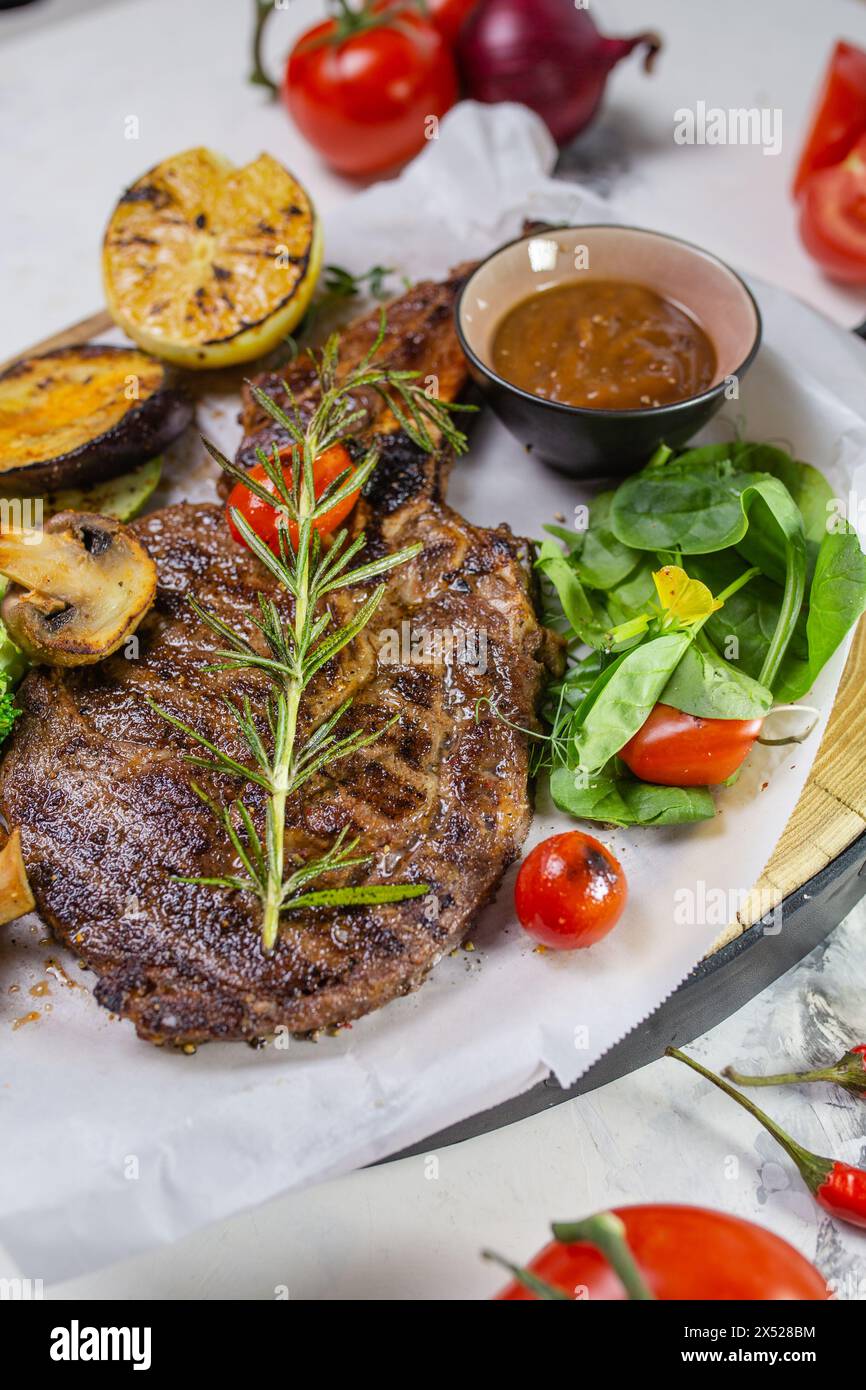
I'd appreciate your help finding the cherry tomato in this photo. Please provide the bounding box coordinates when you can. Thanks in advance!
[798,134,866,283]
[496,1205,829,1301]
[282,7,458,177]
[514,831,626,950]
[620,703,762,787]
[226,443,359,555]
[793,41,866,199]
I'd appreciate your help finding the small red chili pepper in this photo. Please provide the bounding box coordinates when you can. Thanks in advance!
[724,1044,866,1098]
[668,1047,866,1230]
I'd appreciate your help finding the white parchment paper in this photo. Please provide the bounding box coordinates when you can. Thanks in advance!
[3,104,866,1281]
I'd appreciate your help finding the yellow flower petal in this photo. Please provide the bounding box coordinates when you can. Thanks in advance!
[653,565,723,623]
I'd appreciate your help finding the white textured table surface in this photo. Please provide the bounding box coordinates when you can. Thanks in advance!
[2,0,866,1299]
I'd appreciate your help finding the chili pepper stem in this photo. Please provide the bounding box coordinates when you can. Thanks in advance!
[552,1212,656,1300]
[725,1063,843,1089]
[666,1047,834,1193]
[725,1049,866,1096]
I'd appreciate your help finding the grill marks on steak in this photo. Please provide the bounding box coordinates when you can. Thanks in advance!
[0,271,560,1045]
[2,480,555,1043]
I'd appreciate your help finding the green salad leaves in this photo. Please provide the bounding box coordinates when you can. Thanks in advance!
[537,439,866,829]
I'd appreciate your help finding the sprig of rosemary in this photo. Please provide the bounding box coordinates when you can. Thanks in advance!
[317,262,398,311]
[152,313,472,953]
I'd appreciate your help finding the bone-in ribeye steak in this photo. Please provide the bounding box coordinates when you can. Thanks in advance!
[0,271,560,1043]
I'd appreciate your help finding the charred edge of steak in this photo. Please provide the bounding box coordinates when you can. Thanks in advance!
[359,431,447,514]
[233,263,475,475]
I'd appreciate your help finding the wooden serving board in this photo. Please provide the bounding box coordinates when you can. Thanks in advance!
[7,309,866,961]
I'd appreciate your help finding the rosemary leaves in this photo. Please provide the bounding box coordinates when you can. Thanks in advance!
[154,315,471,953]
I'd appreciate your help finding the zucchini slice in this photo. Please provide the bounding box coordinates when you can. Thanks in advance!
[0,345,192,490]
[23,456,163,522]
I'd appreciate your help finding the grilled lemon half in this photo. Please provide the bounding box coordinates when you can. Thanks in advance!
[102,148,322,369]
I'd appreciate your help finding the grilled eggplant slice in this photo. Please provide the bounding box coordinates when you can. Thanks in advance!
[0,346,192,490]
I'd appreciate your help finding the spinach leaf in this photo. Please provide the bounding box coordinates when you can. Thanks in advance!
[573,631,691,773]
[734,459,831,586]
[611,459,806,688]
[774,522,866,702]
[550,767,715,827]
[605,556,657,625]
[543,522,584,550]
[660,632,773,719]
[611,461,801,559]
[610,456,764,553]
[690,524,866,702]
[735,446,832,571]
[647,442,831,583]
[686,551,804,681]
[730,479,806,688]
[535,541,609,648]
[572,492,641,590]
[558,649,607,706]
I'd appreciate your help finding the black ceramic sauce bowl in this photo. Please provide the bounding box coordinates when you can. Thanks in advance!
[455,225,762,478]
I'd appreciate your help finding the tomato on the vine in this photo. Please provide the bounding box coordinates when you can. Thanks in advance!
[619,703,763,787]
[425,0,480,45]
[226,442,360,556]
[496,1205,829,1301]
[514,831,626,950]
[282,5,458,177]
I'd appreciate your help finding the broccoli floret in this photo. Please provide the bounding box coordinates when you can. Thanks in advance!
[0,688,19,744]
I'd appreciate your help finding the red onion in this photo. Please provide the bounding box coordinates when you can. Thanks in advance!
[457,0,662,146]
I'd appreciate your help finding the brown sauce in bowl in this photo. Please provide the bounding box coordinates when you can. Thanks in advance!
[491,280,716,411]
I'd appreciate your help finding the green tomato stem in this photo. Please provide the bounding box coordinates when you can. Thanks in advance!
[481,1251,570,1300]
[249,0,278,95]
[551,1212,656,1301]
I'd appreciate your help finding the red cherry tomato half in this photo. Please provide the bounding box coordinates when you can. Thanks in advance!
[619,703,762,787]
[798,134,866,283]
[283,9,458,177]
[226,443,359,556]
[514,831,626,950]
[793,41,866,199]
[496,1205,829,1301]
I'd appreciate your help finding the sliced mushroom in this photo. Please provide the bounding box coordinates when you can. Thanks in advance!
[0,828,35,925]
[0,511,157,666]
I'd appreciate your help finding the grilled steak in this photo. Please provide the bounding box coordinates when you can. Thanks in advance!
[0,274,561,1045]
[236,265,474,471]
